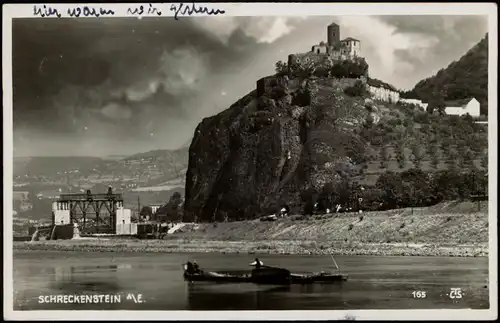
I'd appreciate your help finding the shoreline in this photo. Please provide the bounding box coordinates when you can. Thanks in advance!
[13,239,488,257]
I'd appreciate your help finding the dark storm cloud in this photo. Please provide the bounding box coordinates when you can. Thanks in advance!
[375,15,488,87]
[13,17,267,155]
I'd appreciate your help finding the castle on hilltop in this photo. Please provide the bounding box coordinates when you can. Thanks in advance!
[312,22,362,58]
[288,22,362,67]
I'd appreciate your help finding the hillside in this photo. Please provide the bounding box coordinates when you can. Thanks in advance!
[184,59,488,222]
[356,102,488,186]
[13,148,188,190]
[13,156,106,177]
[402,34,488,115]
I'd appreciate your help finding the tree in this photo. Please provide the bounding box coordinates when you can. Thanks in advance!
[375,172,404,209]
[156,192,184,222]
[480,152,488,170]
[432,170,464,201]
[463,149,475,168]
[318,183,335,211]
[378,146,389,170]
[395,143,406,169]
[440,139,452,157]
[329,58,368,79]
[275,60,288,75]
[427,94,446,115]
[426,139,437,156]
[431,154,440,170]
[301,187,319,215]
[411,144,424,169]
[400,169,433,206]
[140,206,153,217]
[344,80,367,97]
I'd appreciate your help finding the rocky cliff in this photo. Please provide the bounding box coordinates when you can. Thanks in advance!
[184,75,374,222]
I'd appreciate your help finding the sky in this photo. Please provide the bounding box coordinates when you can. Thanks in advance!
[12,15,488,157]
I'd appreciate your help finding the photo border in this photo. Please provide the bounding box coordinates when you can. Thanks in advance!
[3,2,497,321]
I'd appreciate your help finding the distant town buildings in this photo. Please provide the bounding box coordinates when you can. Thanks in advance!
[150,204,163,214]
[36,190,62,200]
[13,191,29,201]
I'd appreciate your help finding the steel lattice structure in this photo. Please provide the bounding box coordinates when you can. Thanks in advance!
[56,189,124,234]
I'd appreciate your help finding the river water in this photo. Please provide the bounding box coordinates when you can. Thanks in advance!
[13,251,489,310]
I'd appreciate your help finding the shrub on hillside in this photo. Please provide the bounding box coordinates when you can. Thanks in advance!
[344,80,368,97]
[314,66,331,78]
[395,146,406,169]
[411,144,424,169]
[431,155,440,169]
[275,60,288,76]
[432,169,487,201]
[330,58,369,79]
[375,171,405,209]
[413,111,430,124]
[480,153,488,170]
[301,187,319,215]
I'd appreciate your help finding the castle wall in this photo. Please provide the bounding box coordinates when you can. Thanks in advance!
[288,52,330,67]
[340,40,361,57]
[288,52,351,70]
[399,98,428,110]
[312,44,328,54]
[367,85,400,103]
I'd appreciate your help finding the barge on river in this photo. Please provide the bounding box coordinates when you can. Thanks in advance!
[182,259,348,285]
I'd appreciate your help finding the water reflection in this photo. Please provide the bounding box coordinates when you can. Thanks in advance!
[184,282,350,310]
[185,283,290,310]
[13,252,489,310]
[51,264,123,294]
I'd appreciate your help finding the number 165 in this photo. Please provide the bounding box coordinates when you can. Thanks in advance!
[412,291,427,298]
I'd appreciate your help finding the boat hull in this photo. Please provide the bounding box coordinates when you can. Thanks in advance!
[184,267,292,285]
[183,269,348,285]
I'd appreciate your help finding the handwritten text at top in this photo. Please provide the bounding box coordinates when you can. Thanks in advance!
[32,3,226,19]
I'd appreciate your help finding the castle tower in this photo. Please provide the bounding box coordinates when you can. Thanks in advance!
[327,22,340,49]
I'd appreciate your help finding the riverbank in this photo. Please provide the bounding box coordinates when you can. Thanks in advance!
[14,239,488,257]
[13,201,489,257]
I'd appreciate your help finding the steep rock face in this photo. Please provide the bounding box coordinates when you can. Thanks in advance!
[184,75,371,222]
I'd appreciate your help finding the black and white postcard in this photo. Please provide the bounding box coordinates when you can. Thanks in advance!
[3,2,497,321]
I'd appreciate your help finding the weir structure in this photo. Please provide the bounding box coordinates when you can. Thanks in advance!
[54,187,124,234]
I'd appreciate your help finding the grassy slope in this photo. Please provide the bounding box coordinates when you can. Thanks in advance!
[17,201,488,257]
[175,201,488,245]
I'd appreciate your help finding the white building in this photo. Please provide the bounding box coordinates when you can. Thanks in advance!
[339,37,361,57]
[444,98,480,117]
[116,207,137,235]
[150,204,163,214]
[52,201,71,225]
[399,98,428,110]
